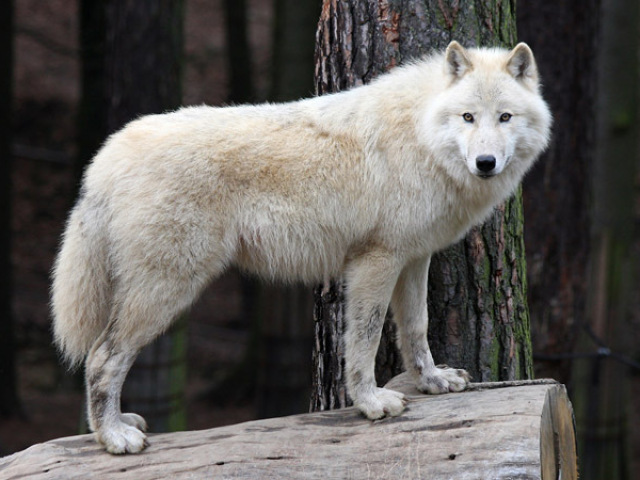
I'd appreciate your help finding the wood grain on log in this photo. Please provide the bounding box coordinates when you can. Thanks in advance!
[0,379,577,479]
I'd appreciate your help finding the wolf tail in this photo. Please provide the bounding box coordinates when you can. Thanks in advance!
[51,196,112,368]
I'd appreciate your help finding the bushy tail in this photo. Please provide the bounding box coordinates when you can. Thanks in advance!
[51,198,112,368]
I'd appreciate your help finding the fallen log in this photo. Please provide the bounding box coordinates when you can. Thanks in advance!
[0,376,577,479]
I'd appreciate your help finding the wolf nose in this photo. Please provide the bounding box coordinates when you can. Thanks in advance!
[476,155,496,173]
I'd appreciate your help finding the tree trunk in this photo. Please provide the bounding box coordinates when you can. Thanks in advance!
[253,0,322,419]
[269,0,321,102]
[102,0,187,433]
[255,285,314,418]
[517,0,598,384]
[104,0,184,134]
[311,0,532,412]
[223,0,254,104]
[571,1,639,478]
[0,0,20,419]
[75,0,107,193]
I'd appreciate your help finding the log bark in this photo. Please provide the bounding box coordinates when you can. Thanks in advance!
[0,379,577,479]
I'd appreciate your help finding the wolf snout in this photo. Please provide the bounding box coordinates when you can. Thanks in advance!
[475,154,497,176]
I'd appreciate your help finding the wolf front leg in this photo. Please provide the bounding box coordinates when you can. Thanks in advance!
[85,327,149,454]
[343,251,407,419]
[391,256,470,394]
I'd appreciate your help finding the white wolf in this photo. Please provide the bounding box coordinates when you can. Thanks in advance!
[52,41,551,454]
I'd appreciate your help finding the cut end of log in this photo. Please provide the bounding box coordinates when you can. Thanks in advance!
[385,372,578,479]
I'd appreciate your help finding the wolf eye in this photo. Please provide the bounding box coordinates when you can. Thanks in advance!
[462,112,474,123]
[499,112,512,122]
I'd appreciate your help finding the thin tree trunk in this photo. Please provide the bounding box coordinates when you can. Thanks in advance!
[102,0,187,433]
[517,0,598,383]
[311,0,532,412]
[269,0,320,102]
[254,0,320,419]
[0,0,20,419]
[571,1,639,478]
[104,0,184,134]
[255,285,313,418]
[223,0,254,104]
[75,0,107,194]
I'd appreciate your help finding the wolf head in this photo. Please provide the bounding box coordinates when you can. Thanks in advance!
[422,41,552,182]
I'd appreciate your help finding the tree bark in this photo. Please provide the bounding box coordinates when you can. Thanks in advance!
[102,0,187,433]
[517,0,598,383]
[255,285,314,418]
[311,0,532,413]
[269,0,321,102]
[244,0,321,419]
[0,0,20,419]
[223,0,254,104]
[75,0,107,193]
[571,1,639,478]
[104,0,183,135]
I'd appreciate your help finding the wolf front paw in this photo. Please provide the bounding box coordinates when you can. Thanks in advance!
[120,412,148,432]
[354,387,407,420]
[96,414,149,454]
[417,365,470,394]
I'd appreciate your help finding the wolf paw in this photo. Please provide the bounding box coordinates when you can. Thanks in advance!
[355,387,407,420]
[96,415,149,454]
[120,412,148,432]
[417,365,470,394]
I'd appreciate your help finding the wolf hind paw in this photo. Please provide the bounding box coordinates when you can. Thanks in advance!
[96,415,149,454]
[417,365,470,394]
[355,387,407,420]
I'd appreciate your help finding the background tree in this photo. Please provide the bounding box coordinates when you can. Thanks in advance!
[269,0,320,102]
[517,0,598,383]
[0,0,20,420]
[570,0,639,477]
[75,0,107,192]
[254,0,321,419]
[200,0,321,419]
[101,0,187,433]
[519,2,640,475]
[223,0,254,104]
[311,0,533,411]
[202,0,258,410]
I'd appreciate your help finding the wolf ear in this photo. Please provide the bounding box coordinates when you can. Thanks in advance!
[506,43,539,86]
[445,41,473,79]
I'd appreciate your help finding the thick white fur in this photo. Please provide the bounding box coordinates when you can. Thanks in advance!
[51,41,551,454]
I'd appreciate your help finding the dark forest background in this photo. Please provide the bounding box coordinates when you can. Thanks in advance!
[0,1,639,477]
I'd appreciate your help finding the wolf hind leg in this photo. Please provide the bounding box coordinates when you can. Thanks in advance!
[391,256,470,395]
[86,264,218,454]
[86,332,148,454]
